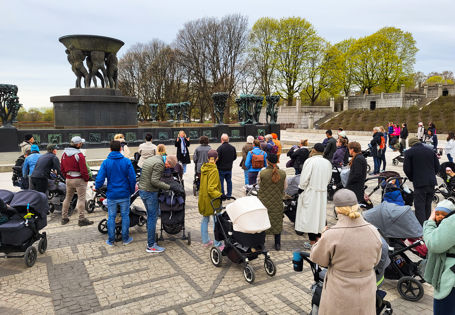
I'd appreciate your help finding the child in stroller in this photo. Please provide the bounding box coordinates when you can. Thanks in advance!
[364,171,414,207]
[210,195,277,284]
[433,161,455,203]
[0,189,48,267]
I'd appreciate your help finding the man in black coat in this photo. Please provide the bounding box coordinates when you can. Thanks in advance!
[403,137,440,225]
[400,123,409,151]
[31,144,62,193]
[345,141,367,203]
[369,127,383,175]
[216,133,237,197]
[287,140,310,175]
[323,130,337,161]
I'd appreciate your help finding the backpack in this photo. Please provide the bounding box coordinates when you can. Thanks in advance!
[379,136,386,150]
[251,151,265,169]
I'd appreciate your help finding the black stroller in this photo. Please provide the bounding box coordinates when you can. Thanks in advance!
[210,196,276,284]
[47,174,78,215]
[0,190,48,267]
[364,171,414,208]
[12,154,27,189]
[433,161,455,203]
[283,174,300,223]
[327,165,344,201]
[362,147,372,173]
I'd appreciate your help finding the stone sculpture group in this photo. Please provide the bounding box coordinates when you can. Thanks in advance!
[0,84,22,127]
[165,102,191,122]
[235,94,280,125]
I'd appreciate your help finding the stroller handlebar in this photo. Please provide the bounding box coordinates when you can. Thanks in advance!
[210,196,236,213]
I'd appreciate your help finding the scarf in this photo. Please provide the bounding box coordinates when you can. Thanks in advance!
[180,137,187,155]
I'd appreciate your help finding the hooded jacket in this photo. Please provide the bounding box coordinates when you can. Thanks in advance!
[19,141,32,155]
[95,151,136,199]
[369,131,384,157]
[61,147,89,181]
[198,162,222,216]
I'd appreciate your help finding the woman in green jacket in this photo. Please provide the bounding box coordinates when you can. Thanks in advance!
[423,200,455,314]
[198,150,223,248]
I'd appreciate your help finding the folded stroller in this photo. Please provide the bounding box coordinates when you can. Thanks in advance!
[364,202,426,301]
[210,196,276,284]
[327,165,344,201]
[0,190,48,267]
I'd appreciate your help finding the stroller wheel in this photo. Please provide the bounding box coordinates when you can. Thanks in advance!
[187,232,191,246]
[392,159,398,166]
[366,164,371,173]
[138,216,146,226]
[432,194,439,204]
[24,246,37,267]
[264,258,276,277]
[48,203,55,214]
[397,276,424,301]
[114,226,122,242]
[86,200,95,213]
[98,219,108,234]
[38,236,47,254]
[210,247,222,267]
[243,264,255,284]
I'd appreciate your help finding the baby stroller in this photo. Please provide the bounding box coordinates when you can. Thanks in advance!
[392,143,406,166]
[364,171,413,207]
[283,174,300,223]
[12,154,28,189]
[362,147,372,173]
[0,190,48,267]
[364,202,426,301]
[210,196,276,284]
[97,189,146,241]
[193,171,200,197]
[157,168,190,245]
[433,161,455,203]
[47,175,77,215]
[327,165,344,201]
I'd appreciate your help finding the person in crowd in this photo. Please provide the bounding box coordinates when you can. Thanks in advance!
[157,143,166,157]
[445,167,455,190]
[332,137,348,166]
[388,122,394,145]
[30,144,61,194]
[114,133,130,158]
[271,133,282,162]
[22,144,41,187]
[245,139,267,185]
[175,130,190,173]
[257,153,286,250]
[425,129,438,152]
[417,122,425,142]
[295,143,332,248]
[258,135,268,151]
[12,149,30,189]
[445,132,455,163]
[240,136,254,185]
[345,141,367,203]
[198,150,223,248]
[287,139,310,175]
[379,126,388,172]
[264,134,277,155]
[310,189,382,315]
[369,127,383,175]
[338,130,348,143]
[193,135,211,177]
[216,133,237,197]
[423,200,455,314]
[137,133,157,170]
[95,141,136,246]
[428,121,436,134]
[404,137,439,225]
[400,122,408,150]
[19,134,34,155]
[323,130,337,161]
[60,136,92,226]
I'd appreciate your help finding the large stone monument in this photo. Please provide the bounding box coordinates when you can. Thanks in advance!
[51,35,138,128]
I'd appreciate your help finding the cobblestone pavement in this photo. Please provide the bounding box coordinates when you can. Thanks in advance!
[0,147,437,314]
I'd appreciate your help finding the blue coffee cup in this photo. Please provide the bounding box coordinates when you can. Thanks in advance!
[292,250,303,272]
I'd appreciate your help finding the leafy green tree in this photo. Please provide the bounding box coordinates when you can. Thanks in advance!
[334,38,356,96]
[426,75,454,86]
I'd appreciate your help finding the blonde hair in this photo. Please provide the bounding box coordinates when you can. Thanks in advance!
[157,144,166,155]
[114,133,125,140]
[335,204,361,219]
[178,130,186,137]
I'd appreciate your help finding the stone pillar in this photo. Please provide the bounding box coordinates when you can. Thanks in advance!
[400,84,406,97]
[380,92,384,99]
[424,85,428,97]
[438,84,443,97]
[308,115,314,129]
[296,96,301,113]
[343,96,349,111]
[329,97,335,112]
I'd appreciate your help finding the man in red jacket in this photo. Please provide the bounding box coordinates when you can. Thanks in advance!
[60,136,93,226]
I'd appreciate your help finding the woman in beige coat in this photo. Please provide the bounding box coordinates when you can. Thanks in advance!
[310,189,382,315]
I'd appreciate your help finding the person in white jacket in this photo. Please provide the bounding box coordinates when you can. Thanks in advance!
[445,132,455,163]
[417,122,425,142]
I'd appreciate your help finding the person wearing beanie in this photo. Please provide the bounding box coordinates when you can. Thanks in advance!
[310,189,382,315]
[295,142,332,247]
[240,136,255,185]
[257,153,286,250]
[423,199,455,313]
[22,144,41,178]
[19,134,34,155]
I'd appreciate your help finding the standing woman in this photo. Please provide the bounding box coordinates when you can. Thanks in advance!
[240,136,254,185]
[445,132,455,163]
[400,123,408,150]
[114,134,131,158]
[257,154,286,250]
[175,130,190,173]
[346,141,368,203]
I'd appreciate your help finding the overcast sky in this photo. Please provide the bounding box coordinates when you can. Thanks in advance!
[1,0,454,109]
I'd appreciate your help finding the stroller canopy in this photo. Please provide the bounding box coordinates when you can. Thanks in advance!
[285,174,300,196]
[438,161,455,180]
[363,201,422,238]
[225,196,271,233]
[0,189,14,204]
[10,190,49,217]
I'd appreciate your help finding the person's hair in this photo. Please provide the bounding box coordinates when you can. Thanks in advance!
[157,144,166,155]
[428,129,434,135]
[326,129,332,136]
[265,134,272,141]
[338,128,343,131]
[447,132,455,141]
[338,138,347,147]
[253,139,260,147]
[110,140,121,151]
[178,130,186,137]
[145,133,152,141]
[114,133,125,140]
[335,204,361,219]
[348,141,361,153]
[373,127,379,132]
[47,145,57,153]
[24,134,33,141]
[221,133,229,142]
[402,123,407,127]
[199,136,209,145]
[267,158,281,183]
[379,126,385,132]
[246,135,254,144]
[300,139,308,146]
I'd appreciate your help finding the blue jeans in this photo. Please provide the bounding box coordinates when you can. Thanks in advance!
[243,170,249,185]
[219,170,232,196]
[434,287,455,314]
[139,190,159,247]
[373,156,381,174]
[201,215,221,246]
[448,154,453,163]
[107,198,130,243]
[182,163,187,173]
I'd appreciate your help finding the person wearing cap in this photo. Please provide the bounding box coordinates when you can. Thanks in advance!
[404,137,439,225]
[271,133,282,162]
[417,122,425,142]
[310,189,382,315]
[423,200,455,313]
[22,144,41,185]
[19,134,34,155]
[60,136,92,226]
[30,144,62,194]
[198,149,223,248]
[295,143,332,247]
[240,135,254,185]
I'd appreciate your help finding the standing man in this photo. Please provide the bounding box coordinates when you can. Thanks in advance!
[400,123,408,150]
[403,137,440,225]
[96,141,136,246]
[369,127,383,175]
[323,130,337,161]
[30,144,61,194]
[60,136,92,226]
[216,133,237,197]
[19,134,34,155]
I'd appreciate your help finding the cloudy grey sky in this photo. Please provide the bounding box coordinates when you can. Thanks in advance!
[1,0,454,108]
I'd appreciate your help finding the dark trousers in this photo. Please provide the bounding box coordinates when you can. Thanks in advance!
[248,171,259,185]
[308,233,321,242]
[219,170,233,197]
[379,148,386,171]
[434,287,455,314]
[31,177,48,194]
[373,156,381,174]
[414,185,434,225]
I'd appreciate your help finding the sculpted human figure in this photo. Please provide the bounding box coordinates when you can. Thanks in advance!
[87,51,107,88]
[179,102,190,122]
[253,95,264,125]
[212,92,229,125]
[105,53,119,89]
[266,95,280,124]
[65,46,89,88]
[166,104,175,122]
[149,104,158,121]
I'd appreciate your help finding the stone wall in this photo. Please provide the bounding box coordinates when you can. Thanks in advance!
[347,92,426,110]
[259,105,332,128]
[424,84,455,98]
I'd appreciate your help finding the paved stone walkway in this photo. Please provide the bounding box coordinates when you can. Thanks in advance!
[0,146,437,314]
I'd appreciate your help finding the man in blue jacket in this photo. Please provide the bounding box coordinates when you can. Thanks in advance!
[96,141,137,246]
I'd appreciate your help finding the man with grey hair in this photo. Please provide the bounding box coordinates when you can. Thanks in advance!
[369,127,384,175]
[216,133,237,197]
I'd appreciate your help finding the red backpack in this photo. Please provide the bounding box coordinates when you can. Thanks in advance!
[379,136,386,150]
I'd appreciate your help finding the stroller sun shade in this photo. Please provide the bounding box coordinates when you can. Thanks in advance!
[9,190,49,217]
[363,201,422,238]
[225,196,271,233]
[0,189,14,204]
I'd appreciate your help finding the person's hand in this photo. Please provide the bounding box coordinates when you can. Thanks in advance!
[429,209,436,221]
[186,137,190,141]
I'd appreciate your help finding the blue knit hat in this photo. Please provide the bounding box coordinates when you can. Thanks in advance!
[435,200,455,214]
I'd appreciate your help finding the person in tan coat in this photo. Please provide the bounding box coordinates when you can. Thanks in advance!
[310,189,382,315]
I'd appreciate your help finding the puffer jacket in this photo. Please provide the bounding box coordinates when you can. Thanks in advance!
[138,155,170,192]
[198,162,222,216]
[137,141,157,168]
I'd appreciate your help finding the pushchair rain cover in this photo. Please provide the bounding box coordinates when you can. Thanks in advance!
[285,175,300,196]
[0,190,14,204]
[225,196,271,233]
[363,201,422,239]
[10,190,49,217]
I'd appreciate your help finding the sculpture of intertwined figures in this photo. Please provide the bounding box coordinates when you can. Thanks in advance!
[237,94,254,125]
[166,103,176,122]
[212,92,229,125]
[105,53,118,89]
[87,51,107,88]
[179,101,191,122]
[252,95,264,125]
[149,104,158,121]
[235,97,243,123]
[65,46,89,88]
[0,84,22,126]
[266,95,280,124]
